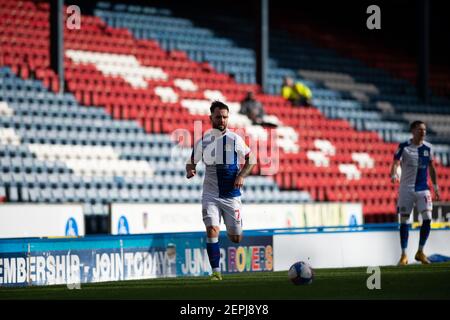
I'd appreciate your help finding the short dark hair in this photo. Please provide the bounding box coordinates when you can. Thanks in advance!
[210,100,229,114]
[410,120,425,131]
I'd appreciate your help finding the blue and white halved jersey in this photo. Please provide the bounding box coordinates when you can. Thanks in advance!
[191,129,251,199]
[394,140,433,191]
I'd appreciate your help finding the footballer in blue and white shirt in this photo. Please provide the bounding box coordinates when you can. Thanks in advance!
[390,121,440,265]
[186,101,255,279]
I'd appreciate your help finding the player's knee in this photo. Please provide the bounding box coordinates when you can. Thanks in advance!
[421,210,432,221]
[228,234,242,243]
[206,226,220,238]
[399,214,410,224]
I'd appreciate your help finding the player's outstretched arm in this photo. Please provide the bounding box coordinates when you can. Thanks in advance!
[186,146,199,179]
[390,160,400,183]
[429,160,440,201]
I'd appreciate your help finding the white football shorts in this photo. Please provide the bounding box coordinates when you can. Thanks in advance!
[202,196,243,235]
[397,189,432,216]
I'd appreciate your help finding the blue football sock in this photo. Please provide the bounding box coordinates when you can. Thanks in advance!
[419,220,431,248]
[400,223,409,252]
[206,237,220,272]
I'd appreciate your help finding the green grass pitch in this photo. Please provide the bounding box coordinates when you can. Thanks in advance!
[1,262,449,300]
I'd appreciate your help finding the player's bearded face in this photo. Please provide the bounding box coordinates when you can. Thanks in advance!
[211,109,229,132]
[413,124,426,140]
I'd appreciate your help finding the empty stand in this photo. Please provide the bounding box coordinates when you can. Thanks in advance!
[0,0,449,227]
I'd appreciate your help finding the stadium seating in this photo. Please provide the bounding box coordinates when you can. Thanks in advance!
[0,64,310,227]
[92,3,450,214]
[273,14,450,99]
[1,0,449,227]
[96,3,450,151]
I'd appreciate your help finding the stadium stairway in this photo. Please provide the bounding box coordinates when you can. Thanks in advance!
[1,0,449,224]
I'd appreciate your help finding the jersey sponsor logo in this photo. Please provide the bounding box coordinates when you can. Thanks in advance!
[423,150,429,157]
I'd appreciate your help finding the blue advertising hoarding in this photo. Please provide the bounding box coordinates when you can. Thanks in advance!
[0,232,273,287]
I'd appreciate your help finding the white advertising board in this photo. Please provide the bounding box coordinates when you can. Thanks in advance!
[110,202,363,235]
[273,229,450,270]
[0,204,85,238]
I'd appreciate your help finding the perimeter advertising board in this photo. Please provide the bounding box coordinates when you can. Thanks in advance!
[110,203,362,235]
[0,233,272,287]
